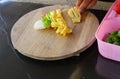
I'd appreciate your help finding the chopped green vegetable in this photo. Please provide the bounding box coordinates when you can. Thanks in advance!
[111,31,118,35]
[117,31,120,37]
[113,41,120,45]
[41,12,52,28]
[106,36,113,43]
[46,12,52,21]
[105,30,120,46]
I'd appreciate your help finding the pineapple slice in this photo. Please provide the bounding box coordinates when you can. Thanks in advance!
[68,7,81,23]
[50,9,72,36]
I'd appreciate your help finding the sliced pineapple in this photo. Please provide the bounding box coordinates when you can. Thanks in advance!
[50,9,72,36]
[68,7,81,23]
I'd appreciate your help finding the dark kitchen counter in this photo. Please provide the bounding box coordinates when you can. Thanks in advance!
[0,1,120,79]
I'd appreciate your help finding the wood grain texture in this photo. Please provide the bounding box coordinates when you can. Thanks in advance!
[11,5,99,60]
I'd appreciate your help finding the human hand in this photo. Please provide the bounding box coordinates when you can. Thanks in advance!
[76,0,97,13]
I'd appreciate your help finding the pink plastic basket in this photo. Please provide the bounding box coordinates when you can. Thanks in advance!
[95,0,120,62]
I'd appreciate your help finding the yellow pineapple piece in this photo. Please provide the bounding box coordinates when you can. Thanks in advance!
[50,9,72,36]
[68,7,81,23]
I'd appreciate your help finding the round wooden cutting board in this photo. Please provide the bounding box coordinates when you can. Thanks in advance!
[11,5,99,60]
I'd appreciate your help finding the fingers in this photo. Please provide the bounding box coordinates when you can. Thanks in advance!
[87,0,97,9]
[76,0,97,13]
[76,0,83,8]
[78,0,91,13]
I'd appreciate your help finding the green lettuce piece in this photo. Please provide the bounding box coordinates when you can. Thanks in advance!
[42,12,52,28]
[46,12,52,21]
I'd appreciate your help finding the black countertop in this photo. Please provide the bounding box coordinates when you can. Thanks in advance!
[0,1,120,79]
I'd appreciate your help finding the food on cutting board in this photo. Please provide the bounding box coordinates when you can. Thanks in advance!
[34,7,81,36]
[68,7,81,23]
[105,30,120,46]
[34,20,45,30]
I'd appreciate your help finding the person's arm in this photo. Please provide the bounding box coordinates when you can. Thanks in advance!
[76,0,98,13]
